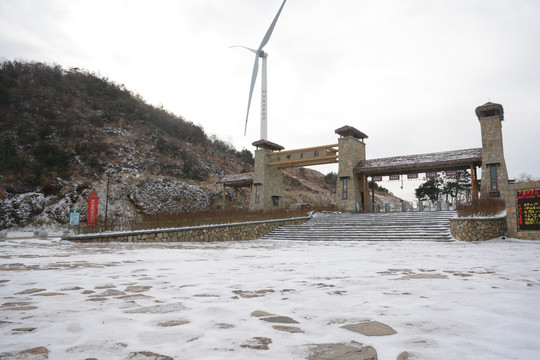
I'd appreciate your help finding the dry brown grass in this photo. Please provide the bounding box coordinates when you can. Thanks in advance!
[74,207,330,234]
[456,197,506,217]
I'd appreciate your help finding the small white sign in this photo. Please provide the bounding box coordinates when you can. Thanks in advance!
[69,210,80,226]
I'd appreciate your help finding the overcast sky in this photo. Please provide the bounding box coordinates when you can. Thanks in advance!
[1,0,539,199]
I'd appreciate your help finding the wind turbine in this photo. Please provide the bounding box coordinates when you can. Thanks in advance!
[231,0,287,140]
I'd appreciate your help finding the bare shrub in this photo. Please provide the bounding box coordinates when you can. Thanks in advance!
[74,207,333,235]
[457,197,506,217]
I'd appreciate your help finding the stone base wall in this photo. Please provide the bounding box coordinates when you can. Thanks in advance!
[450,216,507,242]
[62,217,309,243]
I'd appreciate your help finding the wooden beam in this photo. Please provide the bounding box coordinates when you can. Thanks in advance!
[276,159,339,169]
[267,144,338,157]
[471,164,478,202]
[363,174,367,212]
[371,177,375,212]
[268,155,339,168]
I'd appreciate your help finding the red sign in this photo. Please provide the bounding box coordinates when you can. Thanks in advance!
[389,175,400,181]
[407,173,419,179]
[516,188,540,231]
[372,176,382,182]
[426,172,437,179]
[88,191,98,226]
[445,170,458,178]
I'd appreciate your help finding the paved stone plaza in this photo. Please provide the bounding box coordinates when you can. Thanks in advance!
[1,234,540,359]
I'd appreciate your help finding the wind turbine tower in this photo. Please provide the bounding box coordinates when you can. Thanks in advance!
[231,0,287,140]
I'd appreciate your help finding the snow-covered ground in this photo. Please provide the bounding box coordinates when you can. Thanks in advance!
[1,233,539,360]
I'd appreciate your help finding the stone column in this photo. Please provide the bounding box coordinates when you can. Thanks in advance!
[336,136,368,212]
[249,149,284,211]
[475,102,509,199]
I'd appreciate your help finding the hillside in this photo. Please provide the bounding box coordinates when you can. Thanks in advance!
[0,61,405,229]
[0,61,318,228]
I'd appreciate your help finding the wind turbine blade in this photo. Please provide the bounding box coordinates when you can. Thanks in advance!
[229,45,258,54]
[244,54,259,136]
[258,0,287,51]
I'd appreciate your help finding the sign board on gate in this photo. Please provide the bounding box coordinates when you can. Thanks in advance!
[372,176,382,182]
[389,175,400,181]
[88,192,98,226]
[426,172,438,179]
[516,188,540,231]
[69,210,80,226]
[407,173,419,180]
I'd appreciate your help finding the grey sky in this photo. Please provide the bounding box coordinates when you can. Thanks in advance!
[1,0,539,199]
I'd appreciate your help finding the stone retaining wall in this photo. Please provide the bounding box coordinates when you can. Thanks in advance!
[450,216,507,242]
[62,217,309,243]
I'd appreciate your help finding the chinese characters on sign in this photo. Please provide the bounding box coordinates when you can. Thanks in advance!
[426,172,437,179]
[389,175,400,181]
[407,173,419,180]
[516,188,540,231]
[88,191,98,227]
[372,176,382,182]
[69,210,80,226]
[445,170,458,178]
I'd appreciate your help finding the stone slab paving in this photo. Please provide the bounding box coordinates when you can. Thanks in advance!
[1,235,540,359]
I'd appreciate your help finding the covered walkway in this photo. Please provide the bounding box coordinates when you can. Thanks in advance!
[354,148,483,212]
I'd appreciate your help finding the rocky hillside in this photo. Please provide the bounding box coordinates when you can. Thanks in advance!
[0,61,311,229]
[0,61,404,230]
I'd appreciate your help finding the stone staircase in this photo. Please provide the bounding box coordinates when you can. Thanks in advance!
[261,211,456,242]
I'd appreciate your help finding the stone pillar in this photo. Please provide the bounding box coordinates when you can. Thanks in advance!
[384,203,390,213]
[418,201,423,212]
[249,149,284,211]
[476,102,509,199]
[336,136,368,212]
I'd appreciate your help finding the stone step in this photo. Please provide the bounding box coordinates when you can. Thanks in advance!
[264,233,451,238]
[262,236,452,242]
[261,211,456,242]
[265,229,452,235]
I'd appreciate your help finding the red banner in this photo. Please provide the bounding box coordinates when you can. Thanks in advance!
[389,175,400,181]
[88,191,98,226]
[426,172,437,179]
[445,170,458,178]
[372,176,382,182]
[407,173,419,180]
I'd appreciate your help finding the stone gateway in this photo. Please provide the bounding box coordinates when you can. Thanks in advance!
[220,102,539,240]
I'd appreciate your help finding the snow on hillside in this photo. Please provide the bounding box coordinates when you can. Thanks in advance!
[1,234,539,359]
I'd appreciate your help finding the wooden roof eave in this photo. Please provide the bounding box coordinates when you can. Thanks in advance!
[354,157,483,176]
[222,180,253,188]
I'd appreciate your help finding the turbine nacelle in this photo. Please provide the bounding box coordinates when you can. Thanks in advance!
[229,46,267,58]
